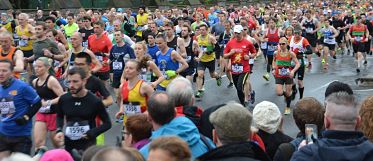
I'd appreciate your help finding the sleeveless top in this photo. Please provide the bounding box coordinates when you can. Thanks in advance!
[266,28,280,55]
[0,46,20,78]
[157,48,179,88]
[167,36,178,51]
[197,34,215,62]
[121,80,147,116]
[321,27,336,44]
[275,50,292,78]
[15,25,33,51]
[184,38,196,68]
[303,19,317,35]
[35,75,58,114]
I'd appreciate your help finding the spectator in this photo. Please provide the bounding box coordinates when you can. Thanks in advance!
[122,147,145,161]
[196,102,270,161]
[139,92,213,159]
[2,153,33,161]
[123,114,152,150]
[81,146,108,161]
[273,97,325,161]
[148,136,191,161]
[253,101,293,159]
[91,147,136,161]
[40,149,74,161]
[324,81,353,98]
[291,92,373,161]
[360,96,373,142]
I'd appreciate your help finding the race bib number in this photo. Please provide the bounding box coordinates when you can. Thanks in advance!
[268,44,277,52]
[261,42,267,49]
[200,46,207,52]
[232,64,244,73]
[38,105,51,113]
[82,41,88,47]
[306,28,313,33]
[0,98,15,115]
[19,39,28,47]
[355,36,362,42]
[124,102,141,116]
[278,68,290,76]
[65,121,90,140]
[323,37,334,44]
[112,61,123,70]
[249,58,255,65]
[96,55,103,62]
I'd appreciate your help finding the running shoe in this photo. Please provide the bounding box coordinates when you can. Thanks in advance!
[284,107,291,115]
[201,86,206,92]
[321,58,326,64]
[227,82,234,88]
[195,90,204,98]
[356,68,360,73]
[262,73,270,81]
[364,60,368,65]
[332,55,337,60]
[315,52,321,57]
[307,63,312,69]
[250,90,256,104]
[216,77,222,86]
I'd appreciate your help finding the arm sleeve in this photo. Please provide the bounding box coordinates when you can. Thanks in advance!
[56,96,65,130]
[97,80,111,98]
[86,101,112,138]
[128,46,136,59]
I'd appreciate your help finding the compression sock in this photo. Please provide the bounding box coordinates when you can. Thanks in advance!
[299,87,304,99]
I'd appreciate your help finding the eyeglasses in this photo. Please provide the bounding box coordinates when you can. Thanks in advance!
[280,43,286,45]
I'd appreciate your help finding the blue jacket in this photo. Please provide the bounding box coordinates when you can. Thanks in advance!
[291,130,373,161]
[140,116,215,159]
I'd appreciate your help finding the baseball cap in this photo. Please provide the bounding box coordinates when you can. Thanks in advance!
[233,25,244,33]
[253,101,282,134]
[209,102,252,142]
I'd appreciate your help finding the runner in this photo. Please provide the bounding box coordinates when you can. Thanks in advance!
[155,34,188,91]
[217,21,234,88]
[135,6,149,41]
[0,59,42,159]
[15,13,34,79]
[146,33,160,62]
[347,15,369,73]
[272,37,300,115]
[63,13,79,48]
[164,21,187,58]
[319,19,339,70]
[109,30,136,98]
[54,67,111,153]
[262,18,283,81]
[180,24,200,82]
[224,25,257,106]
[88,21,113,86]
[32,57,64,153]
[195,24,221,98]
[301,10,320,68]
[0,32,24,78]
[78,16,94,48]
[288,26,312,100]
[115,59,154,121]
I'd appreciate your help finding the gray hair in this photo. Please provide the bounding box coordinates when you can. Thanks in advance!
[166,77,194,106]
[325,92,359,130]
[18,13,29,19]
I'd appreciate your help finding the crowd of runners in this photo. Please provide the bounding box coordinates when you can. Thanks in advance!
[0,0,373,160]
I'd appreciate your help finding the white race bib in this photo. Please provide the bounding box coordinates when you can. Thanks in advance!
[185,56,192,63]
[323,37,335,44]
[232,64,244,73]
[261,42,268,49]
[268,44,277,52]
[65,121,90,140]
[0,98,15,115]
[306,28,313,33]
[249,58,255,65]
[19,39,28,47]
[112,61,123,70]
[355,36,362,42]
[124,102,141,116]
[38,105,51,113]
[278,68,290,76]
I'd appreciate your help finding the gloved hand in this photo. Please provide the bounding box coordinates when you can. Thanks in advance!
[165,70,177,80]
[15,115,29,125]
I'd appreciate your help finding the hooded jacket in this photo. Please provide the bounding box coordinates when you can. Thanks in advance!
[291,130,373,161]
[140,116,214,159]
[196,141,271,161]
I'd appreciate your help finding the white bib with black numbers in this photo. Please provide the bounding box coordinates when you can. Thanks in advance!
[232,64,243,73]
[65,121,90,140]
[124,102,141,116]
[112,61,123,70]
[0,98,15,115]
[278,68,290,76]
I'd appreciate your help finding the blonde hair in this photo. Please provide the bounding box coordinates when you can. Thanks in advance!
[36,57,52,67]
[360,96,373,142]
[18,13,29,19]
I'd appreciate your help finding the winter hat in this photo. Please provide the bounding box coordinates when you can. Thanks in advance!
[40,149,74,161]
[253,101,282,134]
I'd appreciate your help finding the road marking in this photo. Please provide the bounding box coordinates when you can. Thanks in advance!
[311,80,339,93]
[354,89,373,92]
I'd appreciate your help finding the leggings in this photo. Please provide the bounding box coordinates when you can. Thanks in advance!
[232,73,250,105]
[267,55,274,73]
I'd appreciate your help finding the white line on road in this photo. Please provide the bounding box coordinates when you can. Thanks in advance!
[311,80,339,93]
[354,89,373,92]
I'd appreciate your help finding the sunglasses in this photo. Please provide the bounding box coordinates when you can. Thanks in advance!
[280,43,286,45]
[243,28,248,31]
